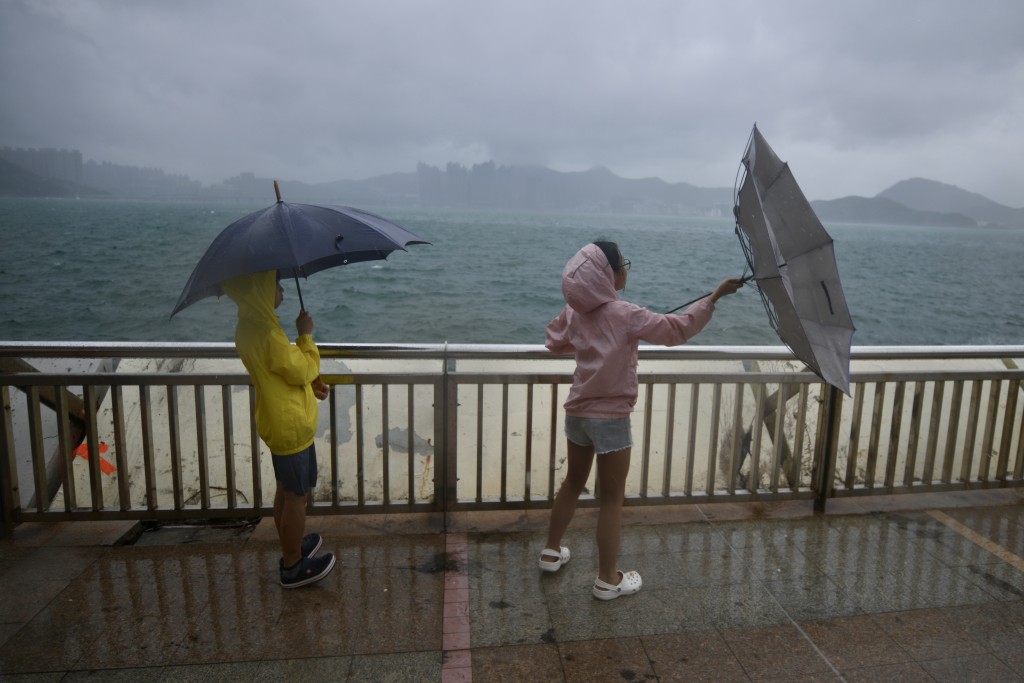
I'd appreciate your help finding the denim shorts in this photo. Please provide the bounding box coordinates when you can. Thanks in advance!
[564,416,633,455]
[271,443,318,496]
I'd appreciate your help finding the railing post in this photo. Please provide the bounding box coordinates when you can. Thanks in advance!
[814,385,843,512]
[440,344,459,531]
[1,386,19,536]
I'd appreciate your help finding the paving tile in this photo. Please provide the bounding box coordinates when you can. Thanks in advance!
[655,522,730,554]
[470,643,563,682]
[0,546,106,583]
[945,508,1024,552]
[0,522,70,548]
[343,651,441,682]
[701,499,819,521]
[469,589,554,648]
[871,608,988,662]
[558,636,656,683]
[41,520,137,546]
[939,602,1024,651]
[918,653,1023,682]
[0,616,94,674]
[364,535,447,570]
[882,563,996,610]
[719,623,833,680]
[253,657,352,682]
[548,585,708,642]
[623,502,706,526]
[0,578,69,622]
[957,562,1024,601]
[62,668,167,682]
[157,660,261,682]
[749,673,841,682]
[762,574,864,622]
[729,539,826,581]
[0,622,23,649]
[642,630,748,682]
[691,581,790,629]
[0,545,34,570]
[661,545,758,588]
[710,517,825,550]
[4,498,1024,680]
[263,566,442,657]
[170,542,280,576]
[798,615,911,671]
[840,661,935,682]
[172,602,281,664]
[74,613,190,669]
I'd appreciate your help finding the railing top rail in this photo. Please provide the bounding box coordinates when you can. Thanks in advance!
[1,341,1023,362]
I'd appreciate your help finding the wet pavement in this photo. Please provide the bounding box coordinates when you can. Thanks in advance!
[1,489,1022,682]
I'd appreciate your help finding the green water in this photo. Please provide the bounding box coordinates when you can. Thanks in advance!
[1,198,1022,346]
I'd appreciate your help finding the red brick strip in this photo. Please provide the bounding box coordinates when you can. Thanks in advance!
[442,532,472,682]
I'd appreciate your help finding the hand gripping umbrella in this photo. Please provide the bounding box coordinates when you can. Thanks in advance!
[170,181,430,317]
[733,125,855,394]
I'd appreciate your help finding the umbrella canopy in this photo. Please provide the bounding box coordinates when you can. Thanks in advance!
[171,186,429,317]
[734,125,855,394]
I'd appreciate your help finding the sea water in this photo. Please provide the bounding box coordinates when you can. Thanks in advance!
[1,198,1022,346]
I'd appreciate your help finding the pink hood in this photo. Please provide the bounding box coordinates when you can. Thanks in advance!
[545,243,716,418]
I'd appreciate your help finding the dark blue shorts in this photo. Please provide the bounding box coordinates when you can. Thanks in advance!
[272,444,318,496]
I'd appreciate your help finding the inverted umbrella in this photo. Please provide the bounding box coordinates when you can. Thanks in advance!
[171,181,430,316]
[734,125,855,394]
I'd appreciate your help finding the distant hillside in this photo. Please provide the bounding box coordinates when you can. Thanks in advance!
[4,145,1021,226]
[414,162,733,214]
[233,163,735,215]
[878,178,1024,228]
[810,195,976,228]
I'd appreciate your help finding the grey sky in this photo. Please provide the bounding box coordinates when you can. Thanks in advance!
[2,0,1022,206]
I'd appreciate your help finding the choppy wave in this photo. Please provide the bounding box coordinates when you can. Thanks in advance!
[1,199,1023,346]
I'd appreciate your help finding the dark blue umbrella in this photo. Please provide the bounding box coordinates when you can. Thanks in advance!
[171,182,429,316]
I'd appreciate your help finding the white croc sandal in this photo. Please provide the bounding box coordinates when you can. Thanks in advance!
[592,570,642,600]
[538,546,571,572]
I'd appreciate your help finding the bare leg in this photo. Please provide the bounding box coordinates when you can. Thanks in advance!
[276,481,307,567]
[542,440,595,563]
[595,447,632,586]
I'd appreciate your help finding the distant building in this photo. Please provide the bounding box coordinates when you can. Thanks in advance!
[0,147,82,186]
[0,147,202,199]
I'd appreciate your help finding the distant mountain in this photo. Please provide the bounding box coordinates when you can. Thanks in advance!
[4,146,1021,227]
[235,163,735,215]
[878,178,1024,228]
[414,162,734,214]
[810,195,976,228]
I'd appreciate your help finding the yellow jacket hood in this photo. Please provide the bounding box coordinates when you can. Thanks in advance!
[222,270,279,327]
[223,271,321,455]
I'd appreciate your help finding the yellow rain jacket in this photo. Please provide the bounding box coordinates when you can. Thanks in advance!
[222,271,320,455]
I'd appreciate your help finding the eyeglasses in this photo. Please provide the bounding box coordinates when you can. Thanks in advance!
[620,259,631,271]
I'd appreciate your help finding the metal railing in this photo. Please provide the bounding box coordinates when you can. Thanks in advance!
[2,342,1023,534]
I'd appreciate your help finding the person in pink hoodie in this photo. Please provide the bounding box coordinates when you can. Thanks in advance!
[540,241,743,599]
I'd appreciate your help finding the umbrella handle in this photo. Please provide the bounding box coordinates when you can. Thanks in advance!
[666,274,754,314]
[294,275,305,311]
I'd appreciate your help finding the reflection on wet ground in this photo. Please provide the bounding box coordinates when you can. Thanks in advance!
[1,490,1022,682]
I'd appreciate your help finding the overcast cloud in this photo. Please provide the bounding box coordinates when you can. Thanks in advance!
[2,0,1022,206]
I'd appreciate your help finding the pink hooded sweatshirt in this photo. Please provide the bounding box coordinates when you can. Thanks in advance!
[545,243,716,419]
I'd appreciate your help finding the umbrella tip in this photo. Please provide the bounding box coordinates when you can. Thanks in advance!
[273,180,281,203]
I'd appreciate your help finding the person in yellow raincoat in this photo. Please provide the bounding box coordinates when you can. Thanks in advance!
[222,270,336,588]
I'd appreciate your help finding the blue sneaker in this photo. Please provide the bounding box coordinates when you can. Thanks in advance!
[301,532,323,558]
[280,552,336,588]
